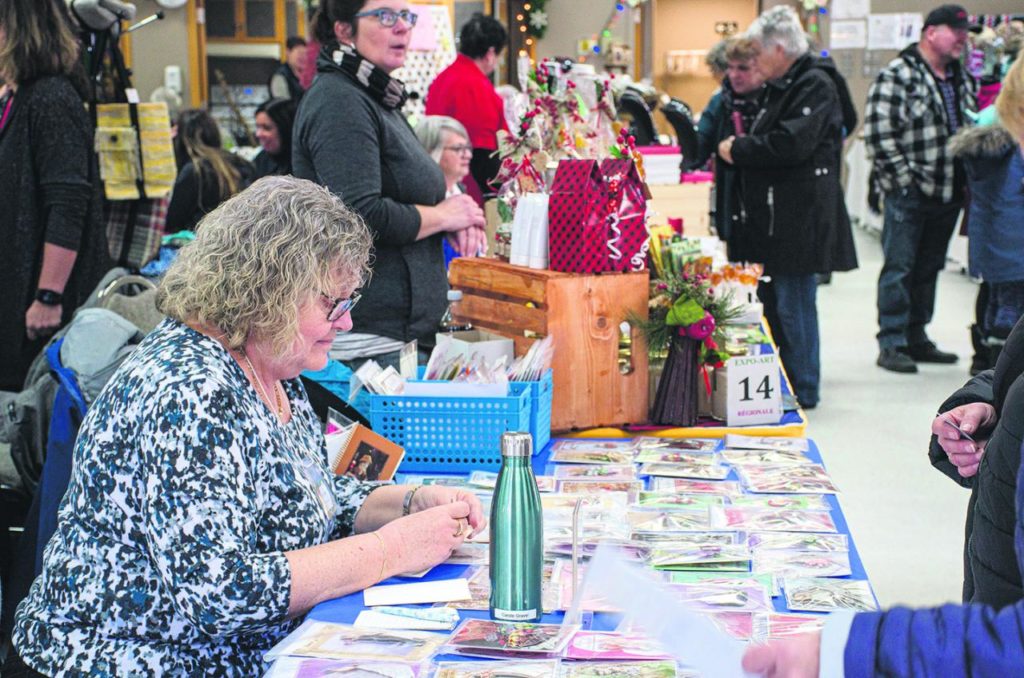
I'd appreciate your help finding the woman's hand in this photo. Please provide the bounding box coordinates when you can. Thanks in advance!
[932,403,998,478]
[741,632,821,677]
[25,300,62,341]
[447,226,488,257]
[718,136,736,164]
[436,194,486,233]
[378,501,472,575]
[411,485,486,536]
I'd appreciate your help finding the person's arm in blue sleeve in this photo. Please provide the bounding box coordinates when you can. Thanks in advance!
[844,601,1024,677]
[686,91,725,171]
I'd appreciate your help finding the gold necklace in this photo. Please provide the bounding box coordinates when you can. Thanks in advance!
[241,350,284,420]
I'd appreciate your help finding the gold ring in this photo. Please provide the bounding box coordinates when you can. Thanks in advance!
[453,519,466,538]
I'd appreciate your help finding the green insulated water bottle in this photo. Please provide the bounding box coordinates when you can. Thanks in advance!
[489,431,543,622]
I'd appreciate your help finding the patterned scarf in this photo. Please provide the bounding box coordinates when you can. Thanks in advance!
[321,43,408,110]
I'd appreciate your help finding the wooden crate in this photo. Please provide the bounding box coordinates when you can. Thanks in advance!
[647,182,712,236]
[449,258,649,432]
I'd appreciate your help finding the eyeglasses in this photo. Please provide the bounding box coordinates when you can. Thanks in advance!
[353,8,418,27]
[322,292,362,322]
[444,144,473,155]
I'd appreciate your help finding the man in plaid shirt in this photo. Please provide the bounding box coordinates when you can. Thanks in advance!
[865,4,977,374]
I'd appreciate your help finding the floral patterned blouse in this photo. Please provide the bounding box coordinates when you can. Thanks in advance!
[14,319,378,676]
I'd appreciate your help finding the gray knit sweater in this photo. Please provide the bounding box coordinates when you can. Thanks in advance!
[293,60,447,347]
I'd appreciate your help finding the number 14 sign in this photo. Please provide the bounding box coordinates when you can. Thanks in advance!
[726,354,783,426]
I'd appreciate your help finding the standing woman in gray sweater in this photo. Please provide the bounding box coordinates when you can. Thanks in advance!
[294,0,486,368]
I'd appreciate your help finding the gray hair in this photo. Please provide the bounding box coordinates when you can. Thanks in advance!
[705,39,733,78]
[746,5,809,58]
[157,175,373,354]
[415,115,470,163]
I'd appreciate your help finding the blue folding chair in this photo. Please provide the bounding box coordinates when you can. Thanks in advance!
[1,339,87,635]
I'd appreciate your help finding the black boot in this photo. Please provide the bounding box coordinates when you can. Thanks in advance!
[970,324,989,376]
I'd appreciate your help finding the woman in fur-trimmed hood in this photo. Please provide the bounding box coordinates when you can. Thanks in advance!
[951,122,1024,340]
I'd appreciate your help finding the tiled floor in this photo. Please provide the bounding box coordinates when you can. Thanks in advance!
[811,227,977,608]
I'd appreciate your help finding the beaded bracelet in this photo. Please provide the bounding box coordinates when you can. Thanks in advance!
[402,486,421,516]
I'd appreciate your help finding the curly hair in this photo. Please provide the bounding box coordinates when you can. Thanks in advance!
[705,39,733,78]
[157,176,373,354]
[997,56,1024,142]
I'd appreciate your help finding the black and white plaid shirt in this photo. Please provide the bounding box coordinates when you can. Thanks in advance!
[864,45,976,203]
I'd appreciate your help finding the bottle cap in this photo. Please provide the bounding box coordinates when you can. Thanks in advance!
[501,431,533,457]
[447,289,463,302]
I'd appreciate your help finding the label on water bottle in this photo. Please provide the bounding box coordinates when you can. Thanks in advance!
[492,608,538,621]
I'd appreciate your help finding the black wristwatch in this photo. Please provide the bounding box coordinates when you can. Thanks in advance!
[35,289,63,306]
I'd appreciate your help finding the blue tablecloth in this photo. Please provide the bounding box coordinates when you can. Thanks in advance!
[308,437,871,641]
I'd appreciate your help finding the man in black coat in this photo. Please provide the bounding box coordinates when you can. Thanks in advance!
[717,6,858,409]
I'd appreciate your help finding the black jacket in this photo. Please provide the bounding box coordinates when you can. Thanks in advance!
[165,155,256,232]
[688,82,763,240]
[929,315,1024,607]
[268,63,304,102]
[726,54,858,275]
[817,56,858,136]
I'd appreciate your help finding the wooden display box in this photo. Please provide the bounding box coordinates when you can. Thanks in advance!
[448,258,649,432]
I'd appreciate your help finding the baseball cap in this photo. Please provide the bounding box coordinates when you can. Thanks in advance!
[923,4,970,30]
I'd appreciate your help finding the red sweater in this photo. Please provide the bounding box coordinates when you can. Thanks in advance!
[425,54,508,151]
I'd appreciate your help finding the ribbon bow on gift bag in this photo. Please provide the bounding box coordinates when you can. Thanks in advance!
[549,158,649,274]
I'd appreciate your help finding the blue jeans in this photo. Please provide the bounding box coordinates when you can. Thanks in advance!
[759,275,819,407]
[876,187,961,349]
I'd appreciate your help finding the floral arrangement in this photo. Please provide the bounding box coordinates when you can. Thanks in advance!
[634,261,742,425]
[636,269,739,368]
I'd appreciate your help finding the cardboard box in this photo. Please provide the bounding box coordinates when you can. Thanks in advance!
[449,258,649,431]
[647,182,712,236]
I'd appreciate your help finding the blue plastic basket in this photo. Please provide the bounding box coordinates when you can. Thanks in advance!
[370,382,530,472]
[527,370,553,452]
[369,371,553,473]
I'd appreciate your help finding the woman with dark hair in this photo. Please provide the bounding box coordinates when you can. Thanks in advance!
[253,97,299,177]
[294,0,486,370]
[0,0,110,391]
[426,12,509,193]
[166,108,255,232]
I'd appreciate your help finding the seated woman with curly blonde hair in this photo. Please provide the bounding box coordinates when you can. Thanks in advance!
[8,176,484,677]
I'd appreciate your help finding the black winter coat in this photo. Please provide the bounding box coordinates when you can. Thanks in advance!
[726,54,857,275]
[930,315,1024,607]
